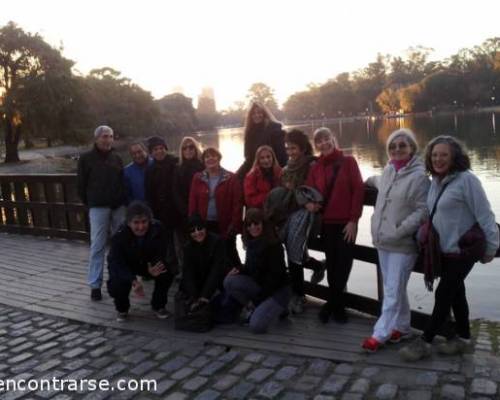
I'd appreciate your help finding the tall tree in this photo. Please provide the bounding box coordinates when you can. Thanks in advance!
[246,82,279,115]
[83,67,158,139]
[0,21,74,162]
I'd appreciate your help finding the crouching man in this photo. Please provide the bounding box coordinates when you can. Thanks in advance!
[107,201,176,321]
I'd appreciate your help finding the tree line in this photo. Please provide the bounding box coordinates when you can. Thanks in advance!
[1,21,499,163]
[283,40,500,120]
[0,22,210,163]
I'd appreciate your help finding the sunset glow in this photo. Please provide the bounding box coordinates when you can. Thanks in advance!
[1,0,499,109]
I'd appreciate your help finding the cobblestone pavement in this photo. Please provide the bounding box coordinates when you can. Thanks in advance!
[1,305,500,400]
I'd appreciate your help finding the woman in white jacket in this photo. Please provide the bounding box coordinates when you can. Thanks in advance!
[362,128,430,352]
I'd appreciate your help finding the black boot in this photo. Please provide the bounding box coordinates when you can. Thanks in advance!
[318,302,333,324]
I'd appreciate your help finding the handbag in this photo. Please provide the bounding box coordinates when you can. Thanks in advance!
[174,292,214,332]
[414,181,451,291]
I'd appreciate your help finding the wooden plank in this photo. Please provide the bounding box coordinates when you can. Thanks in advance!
[0,225,89,241]
[27,181,50,229]
[210,336,360,363]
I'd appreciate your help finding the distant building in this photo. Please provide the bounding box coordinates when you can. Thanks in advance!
[197,87,218,129]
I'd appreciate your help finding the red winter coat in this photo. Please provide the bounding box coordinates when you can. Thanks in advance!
[189,169,243,237]
[306,149,364,224]
[244,167,282,209]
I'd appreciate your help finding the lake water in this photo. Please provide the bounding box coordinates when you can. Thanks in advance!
[170,111,500,321]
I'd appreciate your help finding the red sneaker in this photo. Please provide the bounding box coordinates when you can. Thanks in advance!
[362,337,382,353]
[389,330,411,344]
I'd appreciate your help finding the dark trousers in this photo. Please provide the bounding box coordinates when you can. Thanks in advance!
[289,245,324,297]
[322,223,354,314]
[423,257,475,342]
[206,221,242,267]
[289,262,305,296]
[107,272,174,313]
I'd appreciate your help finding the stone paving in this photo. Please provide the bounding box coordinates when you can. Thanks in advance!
[0,305,500,399]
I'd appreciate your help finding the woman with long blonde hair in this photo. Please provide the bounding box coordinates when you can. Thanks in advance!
[237,102,287,180]
[244,145,282,209]
[173,136,205,264]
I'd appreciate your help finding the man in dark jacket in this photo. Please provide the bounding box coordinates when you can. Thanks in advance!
[77,125,126,301]
[144,136,179,265]
[107,201,176,321]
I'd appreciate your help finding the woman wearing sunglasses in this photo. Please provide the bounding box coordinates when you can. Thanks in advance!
[173,137,204,265]
[223,208,290,333]
[179,214,228,313]
[362,128,430,352]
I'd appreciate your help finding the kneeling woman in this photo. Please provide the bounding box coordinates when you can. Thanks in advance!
[224,208,291,333]
[179,214,228,310]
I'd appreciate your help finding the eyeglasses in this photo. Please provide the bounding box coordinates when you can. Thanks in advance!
[388,142,408,150]
[182,144,195,151]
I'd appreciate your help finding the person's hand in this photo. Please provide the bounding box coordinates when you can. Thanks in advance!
[227,267,240,276]
[148,261,167,277]
[480,254,495,264]
[305,202,321,213]
[343,221,358,243]
[132,279,145,298]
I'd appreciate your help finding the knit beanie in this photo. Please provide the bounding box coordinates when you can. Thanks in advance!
[147,136,168,153]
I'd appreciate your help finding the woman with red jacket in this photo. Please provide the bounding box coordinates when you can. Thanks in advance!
[189,147,243,267]
[244,145,282,209]
[306,127,364,323]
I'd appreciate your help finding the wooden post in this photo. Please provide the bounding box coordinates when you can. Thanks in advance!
[0,180,16,225]
[13,181,29,226]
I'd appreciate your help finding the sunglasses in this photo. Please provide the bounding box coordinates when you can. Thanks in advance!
[182,144,195,151]
[388,142,408,150]
[189,225,205,233]
[245,221,262,227]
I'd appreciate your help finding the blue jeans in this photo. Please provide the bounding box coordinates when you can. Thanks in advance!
[224,274,291,334]
[88,206,125,289]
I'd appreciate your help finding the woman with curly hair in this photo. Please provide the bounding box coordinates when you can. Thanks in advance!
[400,135,499,361]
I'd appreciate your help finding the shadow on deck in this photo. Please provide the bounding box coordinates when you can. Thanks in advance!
[0,232,462,373]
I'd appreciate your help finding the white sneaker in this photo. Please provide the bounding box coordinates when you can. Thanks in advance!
[116,312,128,322]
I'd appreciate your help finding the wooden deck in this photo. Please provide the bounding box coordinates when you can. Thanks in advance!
[0,232,461,373]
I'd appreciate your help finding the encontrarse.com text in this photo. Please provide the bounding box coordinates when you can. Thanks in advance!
[0,378,157,392]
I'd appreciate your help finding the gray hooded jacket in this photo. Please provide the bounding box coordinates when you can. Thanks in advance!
[369,156,430,254]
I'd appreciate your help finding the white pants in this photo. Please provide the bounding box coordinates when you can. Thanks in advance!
[372,249,416,343]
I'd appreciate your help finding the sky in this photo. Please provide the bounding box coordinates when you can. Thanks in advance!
[1,0,499,110]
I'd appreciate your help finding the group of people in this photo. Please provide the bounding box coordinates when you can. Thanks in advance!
[77,101,499,361]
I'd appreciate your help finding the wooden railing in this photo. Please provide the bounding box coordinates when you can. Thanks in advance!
[0,174,89,241]
[0,173,447,331]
